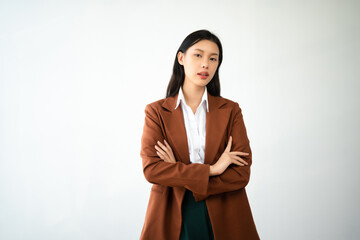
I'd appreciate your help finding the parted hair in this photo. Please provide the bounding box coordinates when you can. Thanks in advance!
[165,29,223,98]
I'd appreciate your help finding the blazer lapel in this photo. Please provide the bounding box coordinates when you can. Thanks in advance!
[160,90,231,166]
[160,98,191,164]
[204,94,232,165]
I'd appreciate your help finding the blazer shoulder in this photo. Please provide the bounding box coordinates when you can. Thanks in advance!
[144,97,167,115]
[217,96,241,110]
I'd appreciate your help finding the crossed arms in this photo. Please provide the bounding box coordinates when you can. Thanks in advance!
[140,102,252,202]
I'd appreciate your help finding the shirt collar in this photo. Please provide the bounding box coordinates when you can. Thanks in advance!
[175,86,209,112]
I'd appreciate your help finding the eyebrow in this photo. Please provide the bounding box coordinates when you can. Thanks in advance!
[194,48,219,56]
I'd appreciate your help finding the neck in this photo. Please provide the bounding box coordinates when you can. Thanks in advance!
[182,80,205,107]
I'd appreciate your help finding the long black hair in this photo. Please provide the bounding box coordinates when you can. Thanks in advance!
[165,29,223,98]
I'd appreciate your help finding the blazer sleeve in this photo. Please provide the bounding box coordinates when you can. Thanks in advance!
[140,104,210,195]
[193,103,252,202]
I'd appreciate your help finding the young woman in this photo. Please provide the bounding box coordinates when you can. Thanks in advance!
[140,30,260,240]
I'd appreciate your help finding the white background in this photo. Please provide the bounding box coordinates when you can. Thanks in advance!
[1,0,359,239]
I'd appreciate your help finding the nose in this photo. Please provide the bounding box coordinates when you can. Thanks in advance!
[202,60,209,69]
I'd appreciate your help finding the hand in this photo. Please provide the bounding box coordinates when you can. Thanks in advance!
[155,139,176,164]
[210,136,249,176]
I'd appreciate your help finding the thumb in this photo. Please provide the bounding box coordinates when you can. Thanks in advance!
[225,136,232,152]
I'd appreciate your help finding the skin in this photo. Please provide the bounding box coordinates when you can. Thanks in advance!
[155,39,249,176]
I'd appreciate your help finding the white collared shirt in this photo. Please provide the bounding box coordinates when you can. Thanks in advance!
[175,86,209,164]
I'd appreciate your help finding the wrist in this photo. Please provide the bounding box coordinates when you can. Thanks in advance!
[209,165,217,176]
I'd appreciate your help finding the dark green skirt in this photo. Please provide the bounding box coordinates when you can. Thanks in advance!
[180,189,214,240]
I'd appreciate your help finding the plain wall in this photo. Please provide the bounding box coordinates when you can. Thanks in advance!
[1,0,359,239]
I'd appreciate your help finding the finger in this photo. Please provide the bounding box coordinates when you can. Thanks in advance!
[225,136,232,152]
[163,140,173,153]
[232,156,248,165]
[232,159,244,166]
[157,141,171,155]
[156,151,165,160]
[160,141,176,163]
[229,151,250,156]
[155,145,168,158]
[157,141,167,150]
[157,150,172,163]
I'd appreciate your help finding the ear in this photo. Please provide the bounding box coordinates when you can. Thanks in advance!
[177,51,184,65]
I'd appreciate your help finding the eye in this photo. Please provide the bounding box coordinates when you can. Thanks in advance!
[210,58,217,62]
[194,54,201,57]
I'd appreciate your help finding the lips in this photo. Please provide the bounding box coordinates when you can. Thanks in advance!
[198,71,209,79]
[197,71,209,76]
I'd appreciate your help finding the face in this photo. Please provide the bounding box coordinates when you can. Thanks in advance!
[177,39,220,89]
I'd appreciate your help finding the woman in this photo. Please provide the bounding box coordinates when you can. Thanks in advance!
[140,29,260,240]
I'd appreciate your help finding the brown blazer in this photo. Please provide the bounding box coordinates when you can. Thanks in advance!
[140,91,260,240]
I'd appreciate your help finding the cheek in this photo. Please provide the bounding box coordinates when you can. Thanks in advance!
[184,63,196,74]
[211,65,218,74]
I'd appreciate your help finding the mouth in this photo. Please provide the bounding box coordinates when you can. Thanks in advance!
[197,72,209,76]
[197,72,209,79]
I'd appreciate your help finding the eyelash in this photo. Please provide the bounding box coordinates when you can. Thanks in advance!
[194,54,217,62]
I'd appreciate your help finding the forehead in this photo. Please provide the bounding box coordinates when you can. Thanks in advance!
[188,40,219,54]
